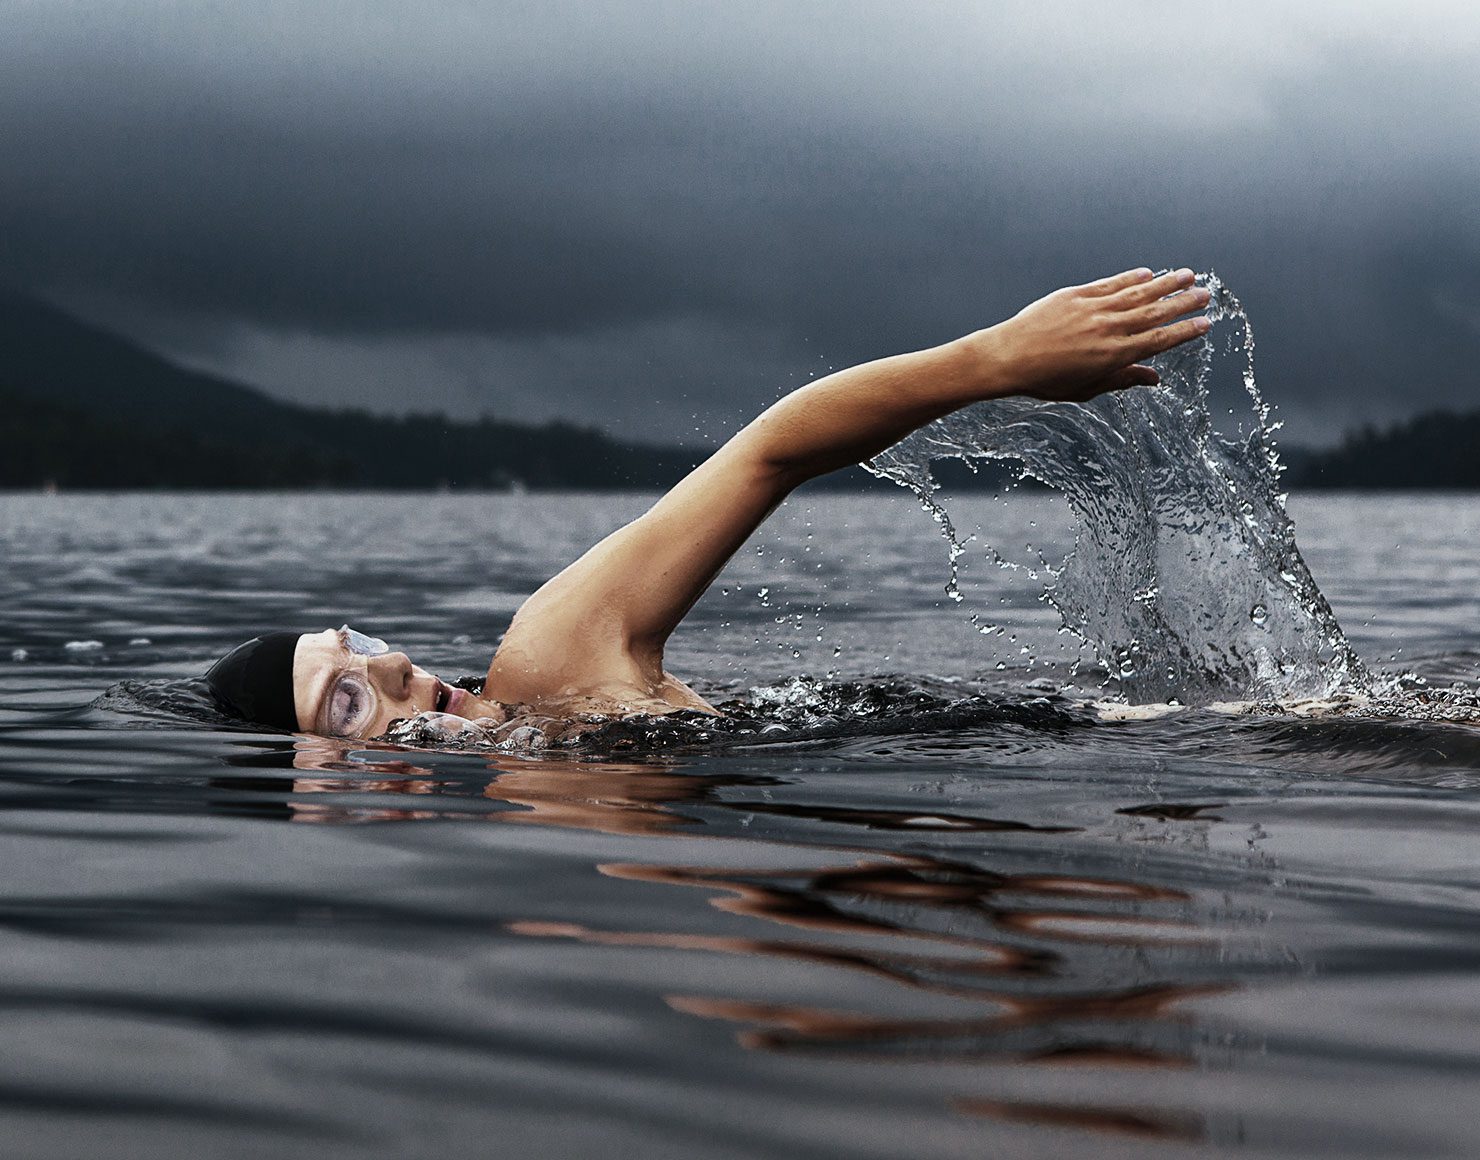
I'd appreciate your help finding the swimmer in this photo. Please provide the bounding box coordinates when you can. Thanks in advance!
[205,268,1212,740]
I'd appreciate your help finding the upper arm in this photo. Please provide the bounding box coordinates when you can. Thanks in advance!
[488,431,795,694]
[483,329,1009,701]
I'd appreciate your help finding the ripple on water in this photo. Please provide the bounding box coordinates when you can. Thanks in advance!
[4,355,1480,1155]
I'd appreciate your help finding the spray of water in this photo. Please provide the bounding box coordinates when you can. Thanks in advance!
[867,272,1369,705]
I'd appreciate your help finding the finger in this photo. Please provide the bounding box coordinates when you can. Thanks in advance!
[1130,315,1211,360]
[1119,364,1161,388]
[1081,267,1155,296]
[1070,364,1159,404]
[1109,267,1196,309]
[1099,365,1160,394]
[1121,285,1210,332]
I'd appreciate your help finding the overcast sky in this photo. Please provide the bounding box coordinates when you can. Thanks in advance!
[3,1,1478,445]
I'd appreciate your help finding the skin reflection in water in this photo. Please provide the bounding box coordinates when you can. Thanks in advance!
[283,735,444,822]
[283,735,1232,1141]
[952,1096,1204,1143]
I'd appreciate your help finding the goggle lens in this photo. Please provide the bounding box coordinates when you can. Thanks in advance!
[321,626,391,736]
[326,669,376,737]
[338,625,390,657]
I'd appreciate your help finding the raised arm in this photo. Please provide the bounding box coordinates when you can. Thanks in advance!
[485,268,1210,704]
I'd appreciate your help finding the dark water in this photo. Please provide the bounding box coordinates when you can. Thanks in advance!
[4,490,1480,1159]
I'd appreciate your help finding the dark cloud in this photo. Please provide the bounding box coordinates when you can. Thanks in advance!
[1,2,1477,443]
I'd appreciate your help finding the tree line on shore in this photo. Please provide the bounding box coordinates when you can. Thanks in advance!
[3,288,1476,490]
[9,384,1478,491]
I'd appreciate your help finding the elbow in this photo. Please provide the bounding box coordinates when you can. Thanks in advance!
[737,408,824,486]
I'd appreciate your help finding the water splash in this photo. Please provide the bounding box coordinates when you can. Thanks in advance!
[379,678,1094,756]
[867,272,1368,705]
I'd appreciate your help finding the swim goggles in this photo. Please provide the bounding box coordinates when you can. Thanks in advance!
[319,625,392,737]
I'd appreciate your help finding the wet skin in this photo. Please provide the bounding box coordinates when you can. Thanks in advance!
[291,628,506,738]
[286,270,1211,741]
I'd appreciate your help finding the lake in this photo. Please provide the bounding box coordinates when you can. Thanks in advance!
[2,489,1479,1159]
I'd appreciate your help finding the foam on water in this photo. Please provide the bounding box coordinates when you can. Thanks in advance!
[867,272,1370,706]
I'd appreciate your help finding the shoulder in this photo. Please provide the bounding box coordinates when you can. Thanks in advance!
[485,600,716,716]
[482,583,655,706]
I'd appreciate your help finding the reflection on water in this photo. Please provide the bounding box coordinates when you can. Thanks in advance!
[953,1096,1205,1144]
[278,736,1239,1142]
[5,492,1480,1157]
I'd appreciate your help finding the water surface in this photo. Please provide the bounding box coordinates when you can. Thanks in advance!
[2,490,1480,1158]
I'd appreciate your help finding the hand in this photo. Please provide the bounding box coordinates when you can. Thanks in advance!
[982,267,1211,403]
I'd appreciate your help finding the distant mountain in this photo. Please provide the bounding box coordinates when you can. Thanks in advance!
[5,289,1472,491]
[0,290,704,489]
[0,291,316,445]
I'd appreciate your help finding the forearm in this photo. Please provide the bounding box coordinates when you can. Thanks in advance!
[736,267,1209,485]
[739,329,1004,484]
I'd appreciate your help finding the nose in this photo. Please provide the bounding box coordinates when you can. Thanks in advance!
[367,651,415,699]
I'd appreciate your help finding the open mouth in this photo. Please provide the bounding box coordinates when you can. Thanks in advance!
[434,680,452,713]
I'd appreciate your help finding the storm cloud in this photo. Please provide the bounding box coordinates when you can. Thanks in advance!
[3,1,1478,442]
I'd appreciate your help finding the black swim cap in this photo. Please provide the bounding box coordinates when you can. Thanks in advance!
[205,632,303,731]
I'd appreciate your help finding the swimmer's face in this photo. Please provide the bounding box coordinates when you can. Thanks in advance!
[291,628,477,739]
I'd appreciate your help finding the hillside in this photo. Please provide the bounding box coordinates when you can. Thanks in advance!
[4,289,1474,491]
[0,291,702,489]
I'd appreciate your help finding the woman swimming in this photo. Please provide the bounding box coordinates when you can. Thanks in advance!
[205,267,1211,740]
